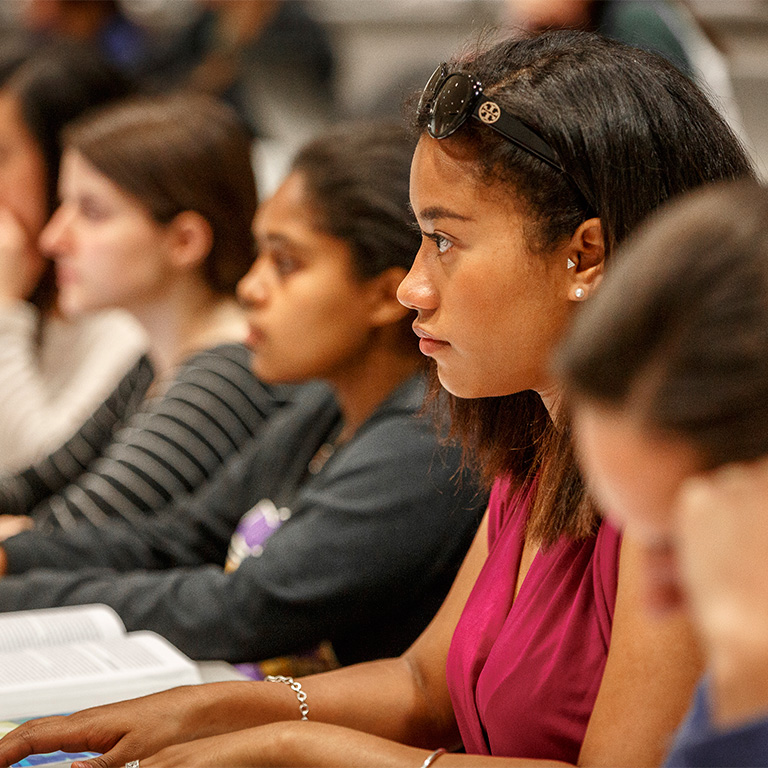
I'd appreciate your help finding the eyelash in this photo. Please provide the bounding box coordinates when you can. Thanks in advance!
[424,232,453,255]
[79,201,109,222]
[271,252,300,277]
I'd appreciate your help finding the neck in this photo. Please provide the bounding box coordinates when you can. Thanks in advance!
[537,381,564,423]
[330,338,423,443]
[130,276,246,382]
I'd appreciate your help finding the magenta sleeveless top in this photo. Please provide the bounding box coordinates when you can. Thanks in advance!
[446,477,621,761]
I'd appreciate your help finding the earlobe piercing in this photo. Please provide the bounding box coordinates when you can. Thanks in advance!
[567,258,576,269]
[574,287,585,299]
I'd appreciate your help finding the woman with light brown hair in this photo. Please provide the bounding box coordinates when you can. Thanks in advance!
[557,179,768,767]
[0,91,279,537]
[0,39,146,472]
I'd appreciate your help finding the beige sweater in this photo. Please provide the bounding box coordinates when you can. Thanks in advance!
[0,302,146,472]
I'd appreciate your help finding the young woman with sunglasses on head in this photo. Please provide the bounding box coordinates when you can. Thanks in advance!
[0,30,754,768]
[0,92,279,540]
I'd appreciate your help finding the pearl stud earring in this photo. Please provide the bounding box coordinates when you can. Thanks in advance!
[574,288,585,299]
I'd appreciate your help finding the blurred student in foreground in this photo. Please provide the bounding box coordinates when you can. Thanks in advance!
[558,180,768,766]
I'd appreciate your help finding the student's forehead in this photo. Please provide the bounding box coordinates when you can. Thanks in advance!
[410,136,518,220]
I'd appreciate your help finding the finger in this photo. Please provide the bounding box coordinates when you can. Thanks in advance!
[66,732,157,768]
[0,716,72,767]
[0,717,123,768]
[71,751,127,768]
[71,759,104,768]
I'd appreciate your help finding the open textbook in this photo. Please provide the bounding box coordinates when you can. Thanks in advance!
[0,604,201,721]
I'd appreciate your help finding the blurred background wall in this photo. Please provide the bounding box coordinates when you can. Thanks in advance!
[1,0,766,186]
[318,0,768,179]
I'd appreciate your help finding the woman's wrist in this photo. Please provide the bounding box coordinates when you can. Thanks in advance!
[185,680,307,738]
[251,720,430,768]
[186,682,257,737]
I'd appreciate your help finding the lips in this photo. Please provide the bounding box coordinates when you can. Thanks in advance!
[245,323,267,349]
[54,263,77,286]
[412,324,449,343]
[413,324,450,356]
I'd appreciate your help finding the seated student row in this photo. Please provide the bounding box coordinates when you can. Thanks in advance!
[0,29,755,768]
[0,95,484,670]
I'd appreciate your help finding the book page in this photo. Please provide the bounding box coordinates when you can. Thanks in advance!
[0,605,125,654]
[0,631,202,720]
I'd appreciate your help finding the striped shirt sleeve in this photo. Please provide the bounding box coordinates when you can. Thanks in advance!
[2,344,279,531]
[0,355,153,513]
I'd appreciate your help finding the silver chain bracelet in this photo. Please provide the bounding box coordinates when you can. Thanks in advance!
[420,747,447,768]
[265,674,309,720]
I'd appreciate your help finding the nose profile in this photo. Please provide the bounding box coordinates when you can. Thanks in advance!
[397,248,437,312]
[237,257,269,308]
[39,204,72,258]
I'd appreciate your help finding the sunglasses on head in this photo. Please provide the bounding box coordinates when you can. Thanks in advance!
[418,63,596,213]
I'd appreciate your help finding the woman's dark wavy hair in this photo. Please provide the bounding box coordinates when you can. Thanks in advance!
[558,180,768,469]
[412,30,754,545]
[0,37,135,311]
[290,122,421,346]
[291,122,419,279]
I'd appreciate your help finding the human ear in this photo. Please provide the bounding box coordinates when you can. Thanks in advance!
[166,211,214,272]
[366,266,412,328]
[566,217,605,301]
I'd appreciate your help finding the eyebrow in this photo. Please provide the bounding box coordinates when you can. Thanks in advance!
[418,205,475,223]
[259,232,293,247]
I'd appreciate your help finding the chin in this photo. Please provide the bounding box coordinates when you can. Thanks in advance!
[436,367,493,399]
[439,345,537,397]
[251,361,300,386]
